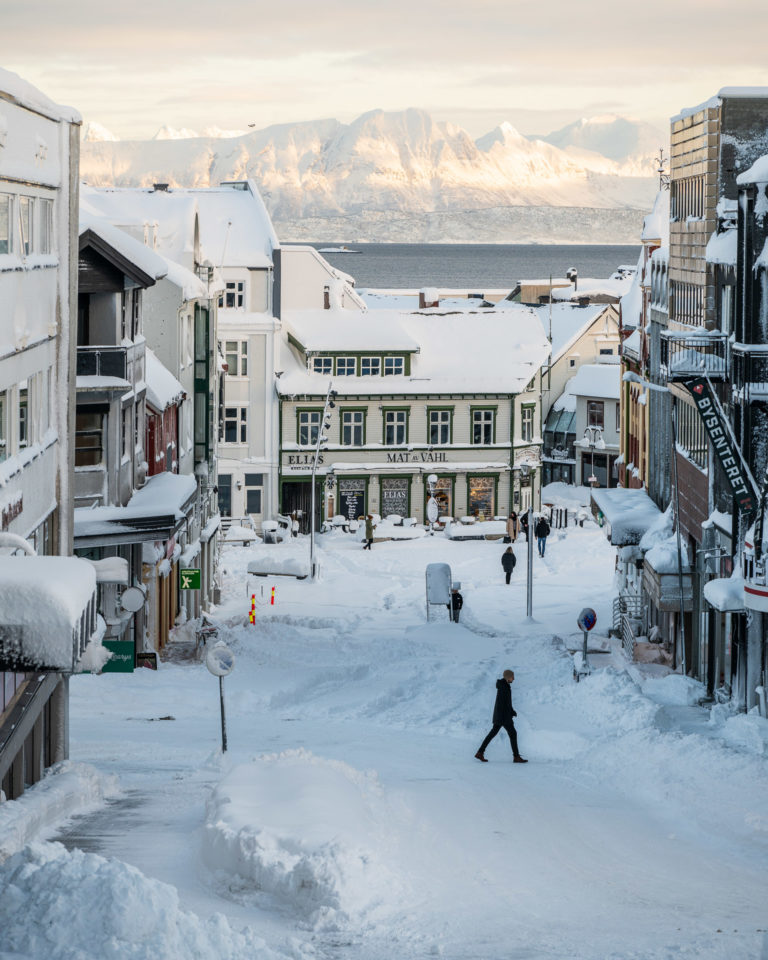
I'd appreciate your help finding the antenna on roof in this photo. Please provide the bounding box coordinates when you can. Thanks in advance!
[656,147,670,190]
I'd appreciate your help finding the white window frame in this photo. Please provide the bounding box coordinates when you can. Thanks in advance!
[38,198,53,255]
[224,340,248,377]
[335,357,356,376]
[298,410,321,446]
[19,196,33,256]
[521,406,534,443]
[219,280,245,309]
[0,194,12,256]
[341,410,365,446]
[383,356,404,376]
[360,357,381,377]
[429,409,451,445]
[384,409,407,445]
[312,357,333,375]
[472,408,494,445]
[223,406,247,444]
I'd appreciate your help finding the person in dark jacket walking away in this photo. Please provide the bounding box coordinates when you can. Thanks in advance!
[535,515,551,557]
[447,584,463,623]
[501,546,516,584]
[475,670,527,763]
[520,511,529,542]
[363,514,375,549]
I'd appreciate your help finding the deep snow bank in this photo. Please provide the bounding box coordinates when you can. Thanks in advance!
[0,842,276,960]
[203,749,401,925]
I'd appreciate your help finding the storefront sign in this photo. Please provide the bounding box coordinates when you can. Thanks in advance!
[387,452,446,463]
[381,478,409,517]
[180,568,201,590]
[102,639,135,673]
[286,454,323,466]
[338,479,366,520]
[683,378,755,514]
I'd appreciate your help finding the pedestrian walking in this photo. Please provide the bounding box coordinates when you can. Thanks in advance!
[520,511,529,542]
[363,514,375,550]
[505,511,519,543]
[501,546,516,584]
[475,669,527,763]
[447,583,463,623]
[535,515,551,557]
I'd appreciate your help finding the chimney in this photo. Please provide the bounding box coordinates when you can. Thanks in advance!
[323,285,330,310]
[419,288,439,309]
[566,267,578,291]
[153,183,169,192]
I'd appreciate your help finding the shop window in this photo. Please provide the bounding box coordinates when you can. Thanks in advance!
[472,409,494,445]
[587,401,604,429]
[361,357,381,376]
[341,410,365,446]
[521,406,534,442]
[298,410,321,446]
[429,477,452,517]
[336,357,356,376]
[75,410,104,467]
[429,409,451,444]
[338,478,366,519]
[383,357,404,376]
[468,476,495,518]
[312,357,333,375]
[384,409,407,445]
[381,477,409,517]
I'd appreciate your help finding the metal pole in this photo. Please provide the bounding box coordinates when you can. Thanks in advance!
[219,675,228,752]
[526,505,533,618]
[670,395,687,676]
[582,629,590,674]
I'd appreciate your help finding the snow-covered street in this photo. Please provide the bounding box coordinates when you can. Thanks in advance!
[2,521,768,960]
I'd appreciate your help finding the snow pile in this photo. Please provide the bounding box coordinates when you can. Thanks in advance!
[444,520,506,540]
[703,570,745,612]
[0,842,273,960]
[644,533,690,574]
[202,750,399,923]
[247,555,310,578]
[373,519,425,540]
[591,487,662,545]
[225,525,262,543]
[719,712,768,755]
[640,674,706,706]
[145,348,184,412]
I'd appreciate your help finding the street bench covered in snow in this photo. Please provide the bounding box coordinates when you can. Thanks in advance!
[246,555,310,579]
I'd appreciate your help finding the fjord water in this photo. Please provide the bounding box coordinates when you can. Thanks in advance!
[298,242,641,289]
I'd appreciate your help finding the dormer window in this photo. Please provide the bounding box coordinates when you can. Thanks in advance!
[383,357,404,376]
[336,357,356,376]
[312,357,332,375]
[361,357,381,376]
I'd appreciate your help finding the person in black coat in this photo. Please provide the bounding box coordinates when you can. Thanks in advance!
[475,670,527,763]
[534,515,551,558]
[501,546,516,584]
[520,511,529,542]
[447,586,463,623]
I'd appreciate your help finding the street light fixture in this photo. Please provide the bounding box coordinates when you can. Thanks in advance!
[582,425,605,487]
[309,383,337,580]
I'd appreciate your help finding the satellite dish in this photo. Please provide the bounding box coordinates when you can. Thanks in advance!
[205,642,235,677]
[120,586,146,613]
[427,497,439,524]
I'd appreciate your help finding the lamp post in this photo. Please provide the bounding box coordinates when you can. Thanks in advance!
[309,382,337,580]
[582,425,605,487]
[426,473,438,535]
[519,462,534,619]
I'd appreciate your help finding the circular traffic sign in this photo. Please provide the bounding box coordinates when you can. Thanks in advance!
[205,642,235,677]
[120,586,146,613]
[577,607,597,632]
[426,497,439,523]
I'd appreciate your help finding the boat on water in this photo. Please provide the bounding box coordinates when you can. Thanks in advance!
[318,245,360,253]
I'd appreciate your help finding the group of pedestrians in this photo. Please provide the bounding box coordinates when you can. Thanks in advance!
[500,511,551,583]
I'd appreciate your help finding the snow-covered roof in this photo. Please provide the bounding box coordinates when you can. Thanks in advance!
[278,304,551,396]
[591,488,663,546]
[671,96,721,124]
[520,302,610,362]
[160,256,209,300]
[737,154,768,186]
[145,349,185,412]
[704,572,745,612]
[286,310,419,353]
[706,229,737,266]
[79,214,168,283]
[619,250,644,331]
[550,275,632,302]
[641,189,670,244]
[0,67,81,124]
[568,363,620,399]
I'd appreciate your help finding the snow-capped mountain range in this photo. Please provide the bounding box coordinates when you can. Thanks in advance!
[80,109,666,243]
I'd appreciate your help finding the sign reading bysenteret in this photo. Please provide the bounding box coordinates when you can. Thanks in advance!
[683,378,755,514]
[180,568,201,590]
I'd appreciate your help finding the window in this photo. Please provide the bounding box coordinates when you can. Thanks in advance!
[599,348,613,356]
[383,357,404,376]
[468,476,495,518]
[336,357,356,376]
[429,409,451,445]
[224,340,248,377]
[245,473,263,514]
[298,410,321,446]
[19,196,33,256]
[521,406,534,442]
[569,358,576,368]
[587,401,604,429]
[616,402,621,433]
[676,398,707,470]
[361,357,381,376]
[122,406,130,458]
[75,410,103,466]
[0,194,11,255]
[384,409,407,445]
[18,381,28,449]
[223,407,247,443]
[0,390,7,461]
[132,291,140,339]
[38,198,53,254]
[472,409,494,445]
[218,474,232,517]
[428,477,453,517]
[312,357,333,375]
[341,410,365,446]
[219,281,245,309]
[721,286,735,335]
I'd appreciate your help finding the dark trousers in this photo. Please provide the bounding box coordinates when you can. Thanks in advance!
[505,571,512,584]
[537,536,547,556]
[478,720,519,757]
[363,539,373,550]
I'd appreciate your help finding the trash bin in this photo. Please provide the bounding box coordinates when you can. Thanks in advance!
[262,520,278,544]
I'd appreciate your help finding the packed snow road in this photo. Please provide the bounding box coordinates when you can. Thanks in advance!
[2,523,767,960]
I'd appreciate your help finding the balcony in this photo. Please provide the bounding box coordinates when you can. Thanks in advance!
[77,345,128,380]
[731,344,768,400]
[659,331,728,382]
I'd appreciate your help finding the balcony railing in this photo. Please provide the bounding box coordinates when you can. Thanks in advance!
[659,331,728,382]
[76,346,128,380]
[731,344,768,400]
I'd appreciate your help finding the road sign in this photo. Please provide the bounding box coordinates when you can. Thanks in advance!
[205,642,235,677]
[180,568,201,590]
[577,607,597,632]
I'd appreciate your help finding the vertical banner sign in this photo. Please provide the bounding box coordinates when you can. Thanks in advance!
[684,378,755,514]
[338,479,365,520]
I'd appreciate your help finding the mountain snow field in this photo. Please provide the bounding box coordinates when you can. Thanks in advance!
[1,519,767,960]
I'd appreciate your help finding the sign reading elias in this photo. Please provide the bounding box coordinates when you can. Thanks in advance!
[286,454,323,465]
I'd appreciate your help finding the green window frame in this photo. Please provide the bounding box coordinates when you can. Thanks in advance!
[427,406,453,445]
[341,408,366,446]
[520,404,535,443]
[382,408,409,445]
[471,406,496,445]
[296,408,322,446]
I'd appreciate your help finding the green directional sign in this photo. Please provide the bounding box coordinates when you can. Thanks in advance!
[102,639,135,673]
[180,568,201,590]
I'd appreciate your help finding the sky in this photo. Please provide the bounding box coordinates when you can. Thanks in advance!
[4,0,768,140]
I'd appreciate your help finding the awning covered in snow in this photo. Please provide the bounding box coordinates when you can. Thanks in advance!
[591,487,663,546]
[0,557,100,671]
[704,574,746,612]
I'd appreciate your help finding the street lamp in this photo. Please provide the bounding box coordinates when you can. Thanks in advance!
[309,383,337,580]
[426,473,438,535]
[519,462,534,619]
[582,425,605,487]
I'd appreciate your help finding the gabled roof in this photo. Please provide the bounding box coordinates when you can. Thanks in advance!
[79,214,168,288]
